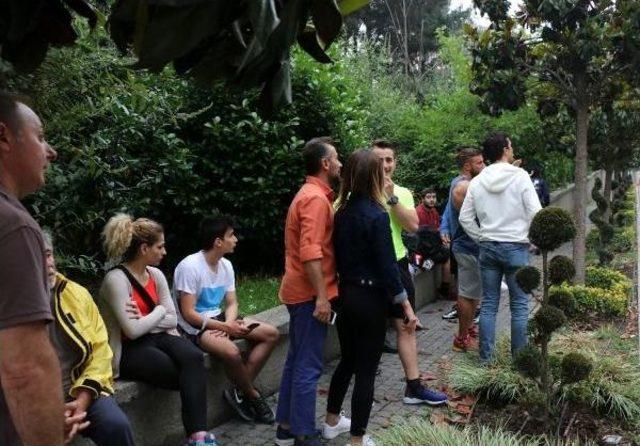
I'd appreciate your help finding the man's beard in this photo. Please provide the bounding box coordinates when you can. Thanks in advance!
[329,174,341,192]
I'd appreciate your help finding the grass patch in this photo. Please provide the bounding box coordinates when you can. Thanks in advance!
[236,276,281,315]
[448,339,536,403]
[373,418,595,446]
[448,332,640,424]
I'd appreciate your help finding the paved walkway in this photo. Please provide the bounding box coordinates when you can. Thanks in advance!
[211,241,574,446]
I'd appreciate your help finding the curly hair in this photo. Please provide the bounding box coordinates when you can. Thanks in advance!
[102,213,163,263]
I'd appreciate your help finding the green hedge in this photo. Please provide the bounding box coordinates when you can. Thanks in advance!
[611,227,635,253]
[4,28,574,281]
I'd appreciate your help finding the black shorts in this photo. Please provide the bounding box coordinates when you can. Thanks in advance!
[183,313,244,345]
[388,257,416,319]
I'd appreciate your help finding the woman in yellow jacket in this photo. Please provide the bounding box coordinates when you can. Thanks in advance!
[45,232,135,446]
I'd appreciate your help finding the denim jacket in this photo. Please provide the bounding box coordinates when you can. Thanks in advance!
[334,196,407,304]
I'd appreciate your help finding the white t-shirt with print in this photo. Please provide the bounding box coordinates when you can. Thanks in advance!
[173,251,236,334]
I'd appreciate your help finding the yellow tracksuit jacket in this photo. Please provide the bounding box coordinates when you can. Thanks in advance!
[52,273,114,399]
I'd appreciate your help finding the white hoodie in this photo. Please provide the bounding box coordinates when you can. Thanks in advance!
[459,162,542,244]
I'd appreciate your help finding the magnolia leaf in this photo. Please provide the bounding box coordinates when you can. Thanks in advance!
[311,0,342,47]
[1,0,96,71]
[297,26,332,63]
[337,0,369,16]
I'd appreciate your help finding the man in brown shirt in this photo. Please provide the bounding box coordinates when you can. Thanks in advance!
[0,91,64,446]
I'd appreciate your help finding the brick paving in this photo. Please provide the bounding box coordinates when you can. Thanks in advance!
[211,240,575,446]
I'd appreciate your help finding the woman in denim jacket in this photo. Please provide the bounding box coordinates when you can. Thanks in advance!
[323,149,418,446]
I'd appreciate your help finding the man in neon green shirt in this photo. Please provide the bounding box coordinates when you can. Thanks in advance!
[372,140,447,406]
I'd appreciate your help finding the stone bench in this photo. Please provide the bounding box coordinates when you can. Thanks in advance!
[72,268,442,446]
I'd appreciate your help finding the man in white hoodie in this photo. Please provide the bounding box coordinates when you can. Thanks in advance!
[459,132,541,363]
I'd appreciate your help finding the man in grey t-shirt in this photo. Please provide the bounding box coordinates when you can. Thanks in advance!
[0,91,63,446]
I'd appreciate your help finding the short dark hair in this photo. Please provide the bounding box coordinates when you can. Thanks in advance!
[0,91,31,133]
[421,187,436,196]
[482,132,510,163]
[372,139,397,154]
[303,137,335,175]
[199,216,234,251]
[455,147,482,169]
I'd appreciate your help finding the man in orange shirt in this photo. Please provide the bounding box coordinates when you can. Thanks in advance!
[275,137,343,446]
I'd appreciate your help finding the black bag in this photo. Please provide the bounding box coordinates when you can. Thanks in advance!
[114,265,157,310]
[413,226,449,264]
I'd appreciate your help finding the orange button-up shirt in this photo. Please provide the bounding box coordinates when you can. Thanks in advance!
[279,176,338,305]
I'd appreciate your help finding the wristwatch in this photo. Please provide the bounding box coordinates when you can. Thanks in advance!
[387,195,399,206]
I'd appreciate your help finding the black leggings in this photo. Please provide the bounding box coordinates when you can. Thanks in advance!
[120,332,207,435]
[327,284,388,437]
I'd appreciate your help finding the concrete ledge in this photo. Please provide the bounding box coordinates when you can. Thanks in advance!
[73,266,439,446]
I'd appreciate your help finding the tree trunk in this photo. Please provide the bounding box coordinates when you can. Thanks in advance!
[402,0,410,76]
[542,251,549,303]
[573,99,589,285]
[604,165,613,223]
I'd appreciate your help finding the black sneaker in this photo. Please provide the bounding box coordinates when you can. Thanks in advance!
[442,305,458,320]
[250,393,275,424]
[224,388,254,421]
[293,434,324,446]
[275,425,295,446]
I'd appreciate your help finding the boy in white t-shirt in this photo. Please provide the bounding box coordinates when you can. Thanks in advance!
[173,216,280,424]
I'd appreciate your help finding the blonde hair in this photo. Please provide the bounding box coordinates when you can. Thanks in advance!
[102,213,163,263]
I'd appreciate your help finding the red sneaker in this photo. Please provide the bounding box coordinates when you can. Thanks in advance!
[467,324,479,339]
[452,334,478,352]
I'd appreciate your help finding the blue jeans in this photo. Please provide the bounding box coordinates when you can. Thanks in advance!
[478,242,530,363]
[82,396,135,446]
[276,300,328,436]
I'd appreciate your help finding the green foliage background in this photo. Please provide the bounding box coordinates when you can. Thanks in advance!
[3,25,573,281]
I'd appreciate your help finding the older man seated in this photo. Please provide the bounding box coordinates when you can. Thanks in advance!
[44,232,134,446]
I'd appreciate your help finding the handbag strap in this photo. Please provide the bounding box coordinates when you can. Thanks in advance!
[114,265,157,311]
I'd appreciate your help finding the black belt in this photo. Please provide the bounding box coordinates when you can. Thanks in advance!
[340,277,383,288]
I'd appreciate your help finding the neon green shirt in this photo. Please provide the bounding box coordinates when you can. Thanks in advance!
[388,185,414,260]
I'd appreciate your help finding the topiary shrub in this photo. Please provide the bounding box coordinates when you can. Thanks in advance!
[530,305,567,341]
[513,345,542,378]
[548,255,575,285]
[586,228,600,251]
[589,179,616,266]
[515,266,541,293]
[561,352,593,384]
[515,206,577,420]
[528,207,577,252]
[548,287,577,318]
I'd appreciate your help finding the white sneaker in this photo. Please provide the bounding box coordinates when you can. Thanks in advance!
[322,412,351,439]
[345,435,376,446]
